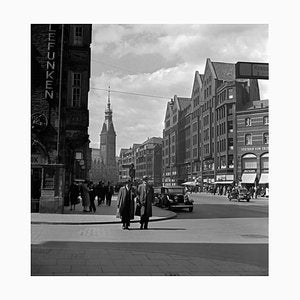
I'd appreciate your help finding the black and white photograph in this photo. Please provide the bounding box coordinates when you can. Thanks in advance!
[3,1,300,299]
[30,23,269,276]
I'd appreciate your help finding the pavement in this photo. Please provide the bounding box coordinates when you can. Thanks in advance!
[31,196,177,225]
[31,193,268,276]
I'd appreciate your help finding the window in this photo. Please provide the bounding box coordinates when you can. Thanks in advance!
[228,120,233,132]
[263,116,269,125]
[263,133,269,144]
[74,25,83,45]
[245,118,251,126]
[71,73,81,107]
[193,135,197,145]
[173,114,177,123]
[220,156,226,169]
[192,122,197,132]
[245,134,252,145]
[171,135,175,143]
[228,104,233,115]
[193,148,197,158]
[261,153,269,170]
[228,138,234,150]
[228,88,234,99]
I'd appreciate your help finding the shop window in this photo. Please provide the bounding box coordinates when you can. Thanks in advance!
[245,117,251,126]
[242,153,257,170]
[245,134,252,145]
[261,153,269,171]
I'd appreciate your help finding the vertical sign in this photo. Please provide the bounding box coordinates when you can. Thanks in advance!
[45,24,57,102]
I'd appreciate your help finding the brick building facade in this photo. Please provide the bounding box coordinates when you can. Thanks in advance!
[162,58,266,188]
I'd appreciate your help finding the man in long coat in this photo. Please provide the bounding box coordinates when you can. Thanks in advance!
[137,176,154,229]
[117,181,135,230]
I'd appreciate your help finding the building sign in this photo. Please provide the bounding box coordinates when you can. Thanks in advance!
[235,62,269,80]
[241,146,268,152]
[45,24,58,102]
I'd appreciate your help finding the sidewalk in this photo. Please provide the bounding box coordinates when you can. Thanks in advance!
[31,199,177,225]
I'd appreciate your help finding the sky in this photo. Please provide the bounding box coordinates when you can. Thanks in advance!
[88,24,269,155]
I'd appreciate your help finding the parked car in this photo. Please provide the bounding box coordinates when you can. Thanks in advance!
[228,187,251,202]
[155,186,194,212]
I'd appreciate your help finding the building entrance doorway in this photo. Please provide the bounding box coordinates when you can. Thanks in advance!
[31,168,42,212]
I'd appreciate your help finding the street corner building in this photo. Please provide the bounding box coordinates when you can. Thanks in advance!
[31,24,92,213]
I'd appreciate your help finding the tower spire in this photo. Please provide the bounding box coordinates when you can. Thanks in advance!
[107,85,111,109]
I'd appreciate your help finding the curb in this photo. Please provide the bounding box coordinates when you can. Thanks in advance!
[31,210,177,226]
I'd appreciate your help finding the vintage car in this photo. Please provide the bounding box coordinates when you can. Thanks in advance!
[228,187,251,202]
[154,186,194,212]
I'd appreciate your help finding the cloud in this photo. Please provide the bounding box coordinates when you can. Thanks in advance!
[89,24,269,154]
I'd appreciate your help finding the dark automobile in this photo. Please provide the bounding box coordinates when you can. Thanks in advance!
[228,187,251,202]
[155,186,194,212]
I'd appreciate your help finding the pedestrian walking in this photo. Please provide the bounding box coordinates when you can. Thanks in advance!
[106,181,114,206]
[254,186,258,199]
[137,176,154,230]
[81,180,90,212]
[116,180,135,230]
[68,181,80,211]
[96,181,105,205]
[88,182,96,213]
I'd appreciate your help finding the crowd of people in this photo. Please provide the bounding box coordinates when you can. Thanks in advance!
[68,176,155,231]
[68,180,114,213]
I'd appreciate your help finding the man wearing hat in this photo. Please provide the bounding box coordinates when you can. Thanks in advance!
[117,180,135,230]
[137,176,154,229]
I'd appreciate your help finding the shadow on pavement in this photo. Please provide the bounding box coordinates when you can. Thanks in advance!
[32,241,268,270]
[175,204,268,219]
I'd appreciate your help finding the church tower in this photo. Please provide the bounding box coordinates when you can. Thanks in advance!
[100,86,117,168]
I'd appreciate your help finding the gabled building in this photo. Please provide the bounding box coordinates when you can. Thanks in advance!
[162,95,191,186]
[162,58,262,188]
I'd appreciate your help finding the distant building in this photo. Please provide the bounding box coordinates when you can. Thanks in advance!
[31,24,92,212]
[118,144,141,183]
[136,137,163,186]
[118,137,163,186]
[89,88,118,184]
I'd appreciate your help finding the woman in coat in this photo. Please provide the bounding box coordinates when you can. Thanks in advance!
[81,181,90,212]
[117,181,135,230]
[69,182,79,211]
[137,176,154,229]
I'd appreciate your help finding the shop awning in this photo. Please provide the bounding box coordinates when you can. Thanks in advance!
[182,181,197,186]
[259,173,269,184]
[214,181,233,185]
[241,173,257,184]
